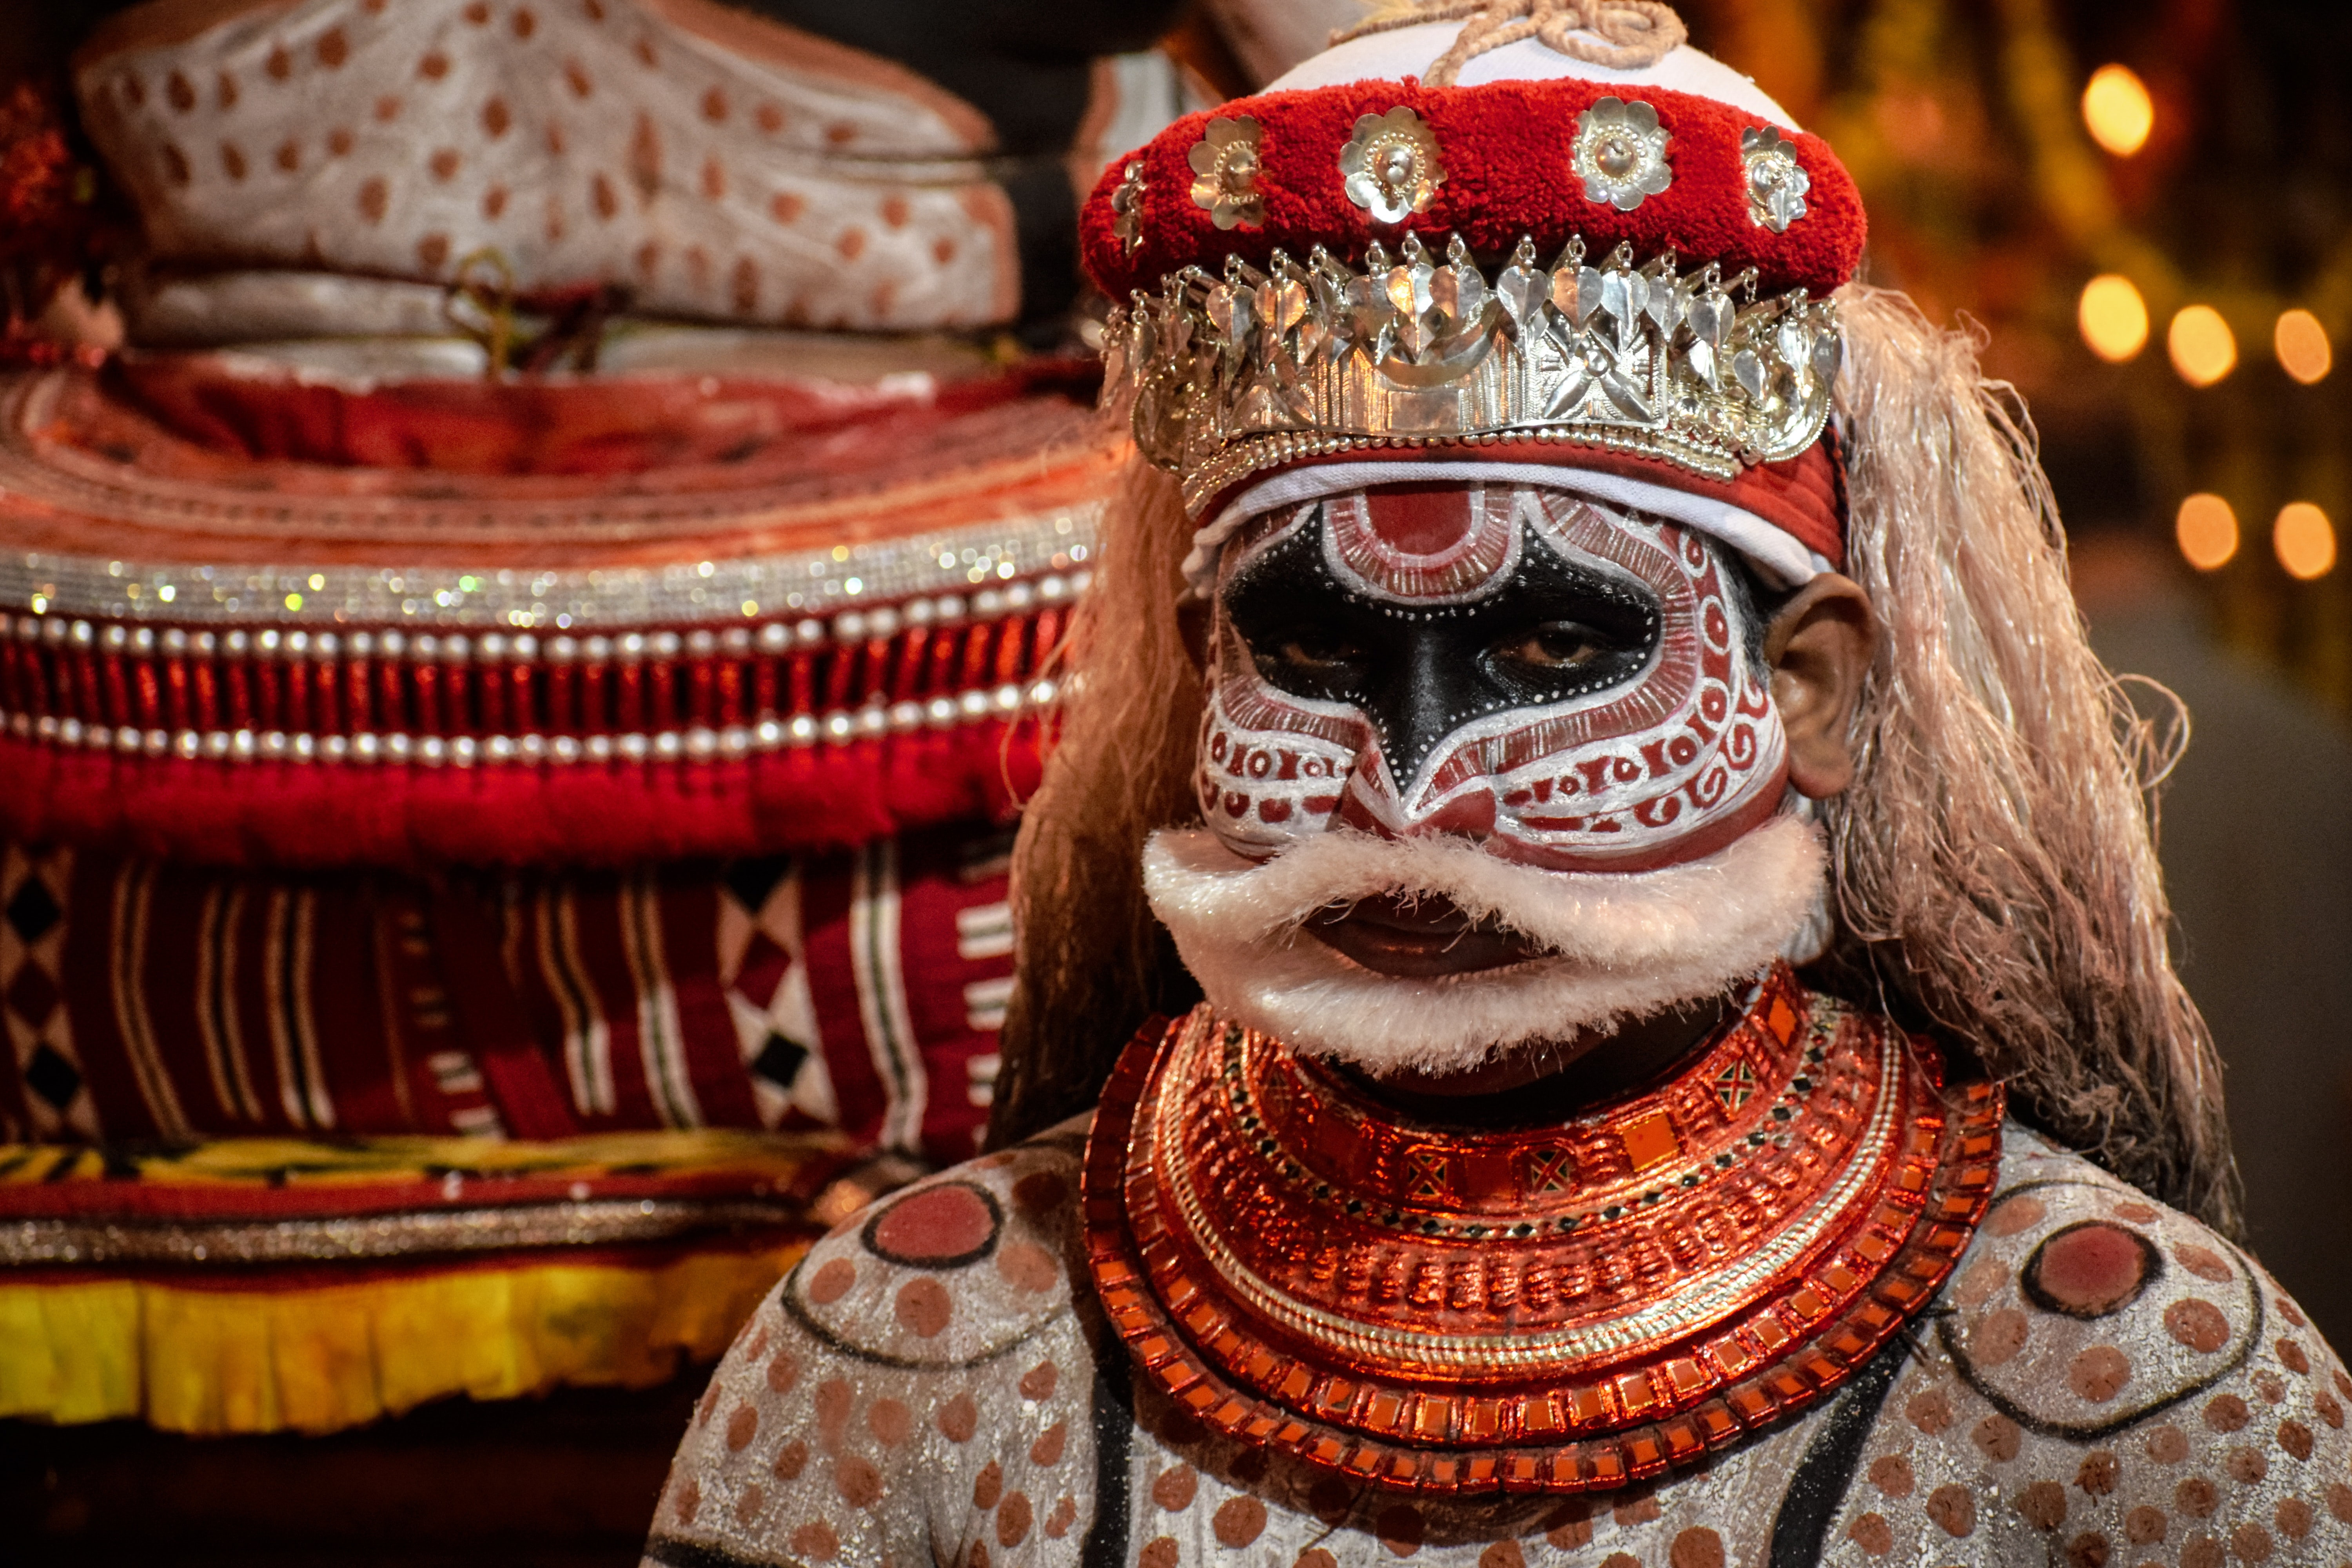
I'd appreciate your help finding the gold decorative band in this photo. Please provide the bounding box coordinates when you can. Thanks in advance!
[0,1198,806,1266]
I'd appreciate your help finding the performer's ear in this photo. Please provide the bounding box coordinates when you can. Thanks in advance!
[1177,595,1212,671]
[1764,573,1877,798]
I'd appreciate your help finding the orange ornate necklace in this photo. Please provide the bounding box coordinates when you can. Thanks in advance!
[1082,965,2003,1495]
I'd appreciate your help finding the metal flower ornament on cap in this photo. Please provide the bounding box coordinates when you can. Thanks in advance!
[1741,125,1811,232]
[1109,159,1147,253]
[1189,117,1265,230]
[1573,96,1673,210]
[1340,106,1447,224]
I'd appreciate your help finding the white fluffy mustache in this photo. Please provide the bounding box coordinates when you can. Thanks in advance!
[1142,818,1830,1077]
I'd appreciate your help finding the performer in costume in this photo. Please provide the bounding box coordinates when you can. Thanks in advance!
[642,5,2352,1564]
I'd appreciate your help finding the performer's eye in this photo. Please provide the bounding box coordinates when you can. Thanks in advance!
[1274,629,1372,675]
[1490,622,1615,673]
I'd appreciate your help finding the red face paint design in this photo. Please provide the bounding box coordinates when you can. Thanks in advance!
[1198,484,1788,872]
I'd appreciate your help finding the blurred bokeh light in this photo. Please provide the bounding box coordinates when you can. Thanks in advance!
[2079,275,2149,361]
[2275,503,2339,581]
[2176,494,2241,570]
[2169,305,2238,387]
[2081,63,2154,155]
[2274,309,2333,384]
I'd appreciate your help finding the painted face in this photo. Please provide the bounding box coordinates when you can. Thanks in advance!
[1200,483,1789,873]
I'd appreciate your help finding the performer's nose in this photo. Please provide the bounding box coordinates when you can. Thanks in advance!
[1361,629,1479,802]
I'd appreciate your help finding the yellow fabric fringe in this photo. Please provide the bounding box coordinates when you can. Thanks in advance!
[0,1241,806,1436]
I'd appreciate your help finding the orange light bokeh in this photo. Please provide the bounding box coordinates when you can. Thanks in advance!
[2082,65,2155,156]
[2078,275,2149,362]
[2274,309,2333,384]
[2274,503,2338,580]
[2174,494,2239,570]
[2169,305,2238,387]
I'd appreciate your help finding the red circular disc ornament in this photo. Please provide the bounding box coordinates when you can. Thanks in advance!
[1082,965,2002,1495]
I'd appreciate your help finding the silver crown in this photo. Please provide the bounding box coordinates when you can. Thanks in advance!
[1102,233,1843,513]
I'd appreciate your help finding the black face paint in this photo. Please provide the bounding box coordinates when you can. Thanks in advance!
[1194,485,1789,871]
[1220,506,1663,789]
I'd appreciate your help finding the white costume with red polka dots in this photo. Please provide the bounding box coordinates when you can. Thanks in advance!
[74,0,1025,334]
[642,1113,2352,1567]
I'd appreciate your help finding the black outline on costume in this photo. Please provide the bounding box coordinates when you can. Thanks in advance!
[1081,1338,1135,1568]
[1937,1180,2263,1440]
[776,1246,1074,1371]
[1937,1292,2262,1441]
[860,1180,1006,1270]
[777,1143,1084,1374]
[1766,1333,1911,1567]
[642,1534,788,1568]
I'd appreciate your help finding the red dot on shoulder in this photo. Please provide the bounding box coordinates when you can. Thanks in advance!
[869,1183,998,1264]
[2027,1222,2154,1318]
[808,1258,857,1305]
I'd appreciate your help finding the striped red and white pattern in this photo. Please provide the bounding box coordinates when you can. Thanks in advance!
[0,577,1080,768]
[0,825,1016,1165]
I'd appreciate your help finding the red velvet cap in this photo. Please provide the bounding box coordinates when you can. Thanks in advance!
[1081,74,1864,304]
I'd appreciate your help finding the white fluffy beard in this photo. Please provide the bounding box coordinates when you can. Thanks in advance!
[1141,817,1831,1077]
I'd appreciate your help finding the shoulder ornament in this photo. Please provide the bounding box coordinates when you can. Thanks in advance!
[1939,1147,2259,1437]
[780,1128,1082,1369]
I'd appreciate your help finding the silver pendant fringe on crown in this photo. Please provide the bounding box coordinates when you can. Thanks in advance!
[1100,234,1844,514]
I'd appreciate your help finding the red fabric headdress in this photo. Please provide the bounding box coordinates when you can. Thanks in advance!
[1081,19,1864,581]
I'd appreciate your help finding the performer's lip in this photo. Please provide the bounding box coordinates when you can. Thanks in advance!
[1304,893,1546,978]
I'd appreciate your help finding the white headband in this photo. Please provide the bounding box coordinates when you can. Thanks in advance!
[1186,461,1834,595]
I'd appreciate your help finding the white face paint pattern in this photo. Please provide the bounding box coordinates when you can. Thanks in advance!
[1195,484,1789,873]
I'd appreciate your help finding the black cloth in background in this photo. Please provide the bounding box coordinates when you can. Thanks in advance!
[745,0,1183,155]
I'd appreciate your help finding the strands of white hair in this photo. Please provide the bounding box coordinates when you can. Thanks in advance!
[991,458,1208,1140]
[1141,818,1826,1076]
[1816,286,2238,1234]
